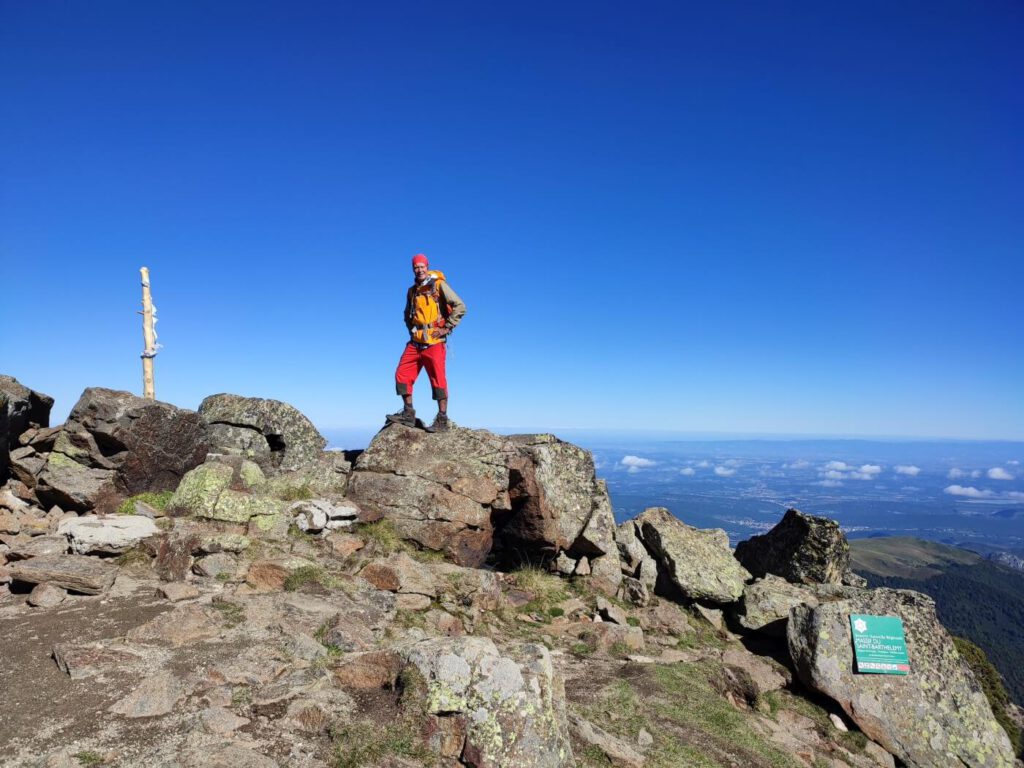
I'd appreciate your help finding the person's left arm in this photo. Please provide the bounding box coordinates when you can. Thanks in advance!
[439,282,466,332]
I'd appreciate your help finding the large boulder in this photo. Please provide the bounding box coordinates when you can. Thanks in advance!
[634,506,750,604]
[35,388,209,510]
[347,425,619,571]
[735,508,859,585]
[0,375,54,445]
[788,588,1015,768]
[0,375,54,484]
[403,636,574,767]
[199,393,326,471]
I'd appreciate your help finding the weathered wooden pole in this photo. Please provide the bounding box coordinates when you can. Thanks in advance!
[140,267,157,400]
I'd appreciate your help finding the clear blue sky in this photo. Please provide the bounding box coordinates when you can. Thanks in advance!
[2,1,1022,439]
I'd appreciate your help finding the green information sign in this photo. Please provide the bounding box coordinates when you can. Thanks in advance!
[850,614,910,675]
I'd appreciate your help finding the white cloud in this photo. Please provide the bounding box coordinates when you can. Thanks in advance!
[621,455,656,468]
[784,460,810,470]
[987,467,1014,481]
[1008,460,1020,466]
[722,458,741,467]
[894,465,921,476]
[621,455,656,474]
[1010,491,1024,500]
[714,466,736,477]
[845,464,883,480]
[816,479,843,488]
[695,460,711,468]
[944,485,994,499]
[679,467,696,476]
[948,468,981,479]
[824,461,852,471]
[823,470,845,480]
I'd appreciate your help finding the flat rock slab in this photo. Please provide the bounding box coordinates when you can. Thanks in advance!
[109,671,187,718]
[58,514,159,554]
[53,641,149,679]
[7,554,117,594]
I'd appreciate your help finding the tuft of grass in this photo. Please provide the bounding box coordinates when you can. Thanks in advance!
[512,565,569,615]
[766,688,868,754]
[74,752,105,767]
[547,606,565,618]
[626,616,641,627]
[116,490,173,516]
[358,519,401,555]
[283,565,327,591]
[580,663,799,768]
[331,668,435,768]
[609,641,634,658]
[570,641,596,657]
[212,598,245,627]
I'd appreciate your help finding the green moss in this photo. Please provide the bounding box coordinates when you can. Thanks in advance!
[74,751,105,767]
[626,616,641,627]
[116,490,174,516]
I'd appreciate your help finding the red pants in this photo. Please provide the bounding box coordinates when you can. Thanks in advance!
[395,342,448,401]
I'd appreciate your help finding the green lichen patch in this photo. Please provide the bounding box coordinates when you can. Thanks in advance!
[116,490,174,516]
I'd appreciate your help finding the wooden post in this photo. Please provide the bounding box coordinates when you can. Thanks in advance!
[140,267,156,400]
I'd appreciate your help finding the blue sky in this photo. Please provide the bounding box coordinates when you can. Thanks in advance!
[2,1,1022,439]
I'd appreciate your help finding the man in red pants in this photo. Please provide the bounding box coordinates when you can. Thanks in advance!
[386,253,466,432]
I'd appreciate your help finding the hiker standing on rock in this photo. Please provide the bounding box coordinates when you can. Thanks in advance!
[386,253,466,433]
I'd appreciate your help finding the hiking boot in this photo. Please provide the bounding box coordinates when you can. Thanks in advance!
[385,407,416,427]
[424,413,450,433]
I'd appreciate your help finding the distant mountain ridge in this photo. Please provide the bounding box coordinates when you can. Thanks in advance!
[851,536,1024,707]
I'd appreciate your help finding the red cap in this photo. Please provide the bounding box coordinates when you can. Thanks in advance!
[412,253,429,267]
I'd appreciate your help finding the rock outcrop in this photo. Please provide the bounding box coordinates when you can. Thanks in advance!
[633,506,750,604]
[735,507,862,586]
[347,425,620,581]
[0,375,54,484]
[788,587,1016,768]
[199,393,326,471]
[33,388,209,510]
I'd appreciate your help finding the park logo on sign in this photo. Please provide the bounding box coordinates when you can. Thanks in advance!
[850,614,910,675]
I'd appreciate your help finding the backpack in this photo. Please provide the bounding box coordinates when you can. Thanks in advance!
[407,270,451,345]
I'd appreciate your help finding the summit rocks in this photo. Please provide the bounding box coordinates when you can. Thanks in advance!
[199,394,327,471]
[735,508,862,586]
[347,425,620,580]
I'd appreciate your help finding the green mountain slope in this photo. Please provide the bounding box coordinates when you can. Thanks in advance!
[851,537,1024,707]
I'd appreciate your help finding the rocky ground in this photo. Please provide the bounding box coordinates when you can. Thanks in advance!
[0,377,1018,768]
